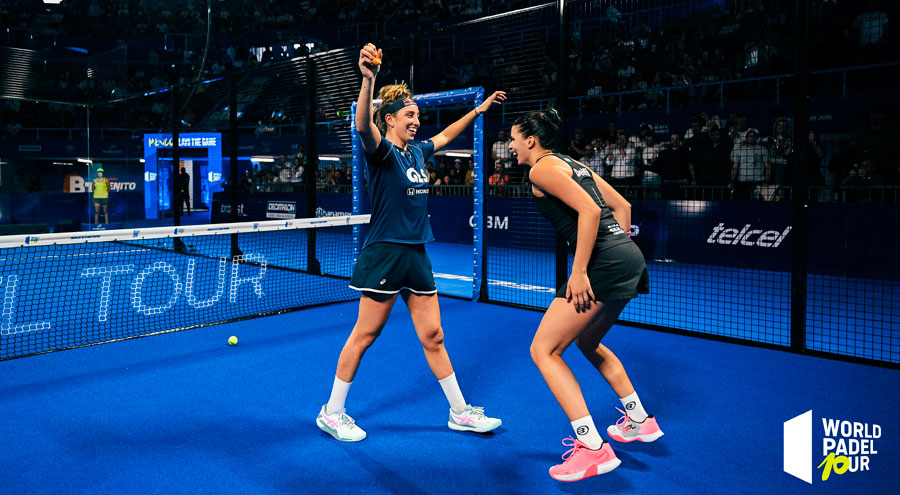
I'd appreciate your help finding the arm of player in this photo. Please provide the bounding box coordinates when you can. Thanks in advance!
[530,159,600,312]
[589,170,632,234]
[356,43,383,154]
[430,91,507,151]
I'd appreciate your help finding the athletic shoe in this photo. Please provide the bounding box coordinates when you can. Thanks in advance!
[447,405,502,433]
[316,405,367,442]
[548,436,621,482]
[606,407,664,443]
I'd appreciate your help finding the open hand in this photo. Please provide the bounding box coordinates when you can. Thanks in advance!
[475,91,507,114]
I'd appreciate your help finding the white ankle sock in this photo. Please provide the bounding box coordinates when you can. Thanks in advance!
[438,373,467,414]
[620,391,648,422]
[325,376,352,415]
[571,415,605,450]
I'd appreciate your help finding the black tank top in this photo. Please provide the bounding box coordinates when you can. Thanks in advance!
[534,153,631,254]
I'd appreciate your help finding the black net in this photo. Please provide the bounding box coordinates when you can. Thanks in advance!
[0,216,367,360]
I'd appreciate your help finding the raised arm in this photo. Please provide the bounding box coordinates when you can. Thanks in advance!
[430,91,507,152]
[356,43,383,154]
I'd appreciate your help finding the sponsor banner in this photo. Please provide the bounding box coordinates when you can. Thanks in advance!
[211,192,352,223]
[208,193,898,279]
[629,200,794,271]
[265,200,296,220]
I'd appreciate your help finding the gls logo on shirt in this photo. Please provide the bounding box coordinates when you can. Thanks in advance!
[406,167,428,184]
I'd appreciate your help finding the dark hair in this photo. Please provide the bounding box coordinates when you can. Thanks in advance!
[512,109,562,151]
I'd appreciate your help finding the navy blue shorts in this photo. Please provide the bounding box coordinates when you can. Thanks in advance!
[350,242,437,295]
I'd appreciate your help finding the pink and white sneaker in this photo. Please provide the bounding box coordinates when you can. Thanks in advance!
[548,437,621,482]
[606,407,664,443]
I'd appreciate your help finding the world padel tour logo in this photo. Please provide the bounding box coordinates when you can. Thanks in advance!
[784,411,882,483]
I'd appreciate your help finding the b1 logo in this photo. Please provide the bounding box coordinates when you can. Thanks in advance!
[406,167,428,184]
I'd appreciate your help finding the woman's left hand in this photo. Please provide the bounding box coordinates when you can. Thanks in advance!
[475,91,507,114]
[566,271,596,313]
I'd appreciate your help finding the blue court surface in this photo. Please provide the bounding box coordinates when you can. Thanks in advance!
[1,296,898,494]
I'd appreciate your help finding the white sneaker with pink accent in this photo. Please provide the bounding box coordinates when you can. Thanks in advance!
[448,405,502,433]
[316,405,367,442]
[606,407,664,443]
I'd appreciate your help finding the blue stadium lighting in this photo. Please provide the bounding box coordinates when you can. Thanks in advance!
[64,47,88,54]
[142,88,170,97]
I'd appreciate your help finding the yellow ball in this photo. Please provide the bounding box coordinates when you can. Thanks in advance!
[228,336,238,346]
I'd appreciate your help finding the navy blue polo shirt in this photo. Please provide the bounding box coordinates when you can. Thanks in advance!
[363,138,435,248]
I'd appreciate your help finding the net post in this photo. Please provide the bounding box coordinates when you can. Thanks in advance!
[171,81,186,253]
[228,66,241,259]
[472,87,485,302]
[554,0,569,296]
[790,0,810,353]
[306,50,321,275]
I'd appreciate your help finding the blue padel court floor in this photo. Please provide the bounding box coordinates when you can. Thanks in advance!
[1,296,898,494]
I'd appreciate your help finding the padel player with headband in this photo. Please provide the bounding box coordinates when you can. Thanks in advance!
[316,43,507,442]
[508,109,664,482]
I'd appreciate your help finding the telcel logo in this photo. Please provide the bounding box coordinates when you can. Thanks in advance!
[707,223,791,248]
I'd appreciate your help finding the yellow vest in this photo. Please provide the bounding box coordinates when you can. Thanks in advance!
[93,178,109,199]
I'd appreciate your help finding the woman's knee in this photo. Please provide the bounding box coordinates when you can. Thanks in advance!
[530,338,560,365]
[350,326,383,350]
[419,325,444,352]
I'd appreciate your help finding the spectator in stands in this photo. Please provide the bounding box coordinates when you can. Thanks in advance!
[829,138,861,190]
[239,169,253,193]
[429,170,441,185]
[489,161,510,193]
[805,129,826,200]
[684,118,713,186]
[292,154,305,182]
[581,143,604,176]
[854,108,895,184]
[764,119,793,186]
[637,132,662,197]
[491,129,513,165]
[569,128,589,158]
[729,128,771,200]
[728,113,749,146]
[449,163,464,185]
[841,152,881,202]
[652,134,691,199]
[604,129,639,186]
[700,125,734,187]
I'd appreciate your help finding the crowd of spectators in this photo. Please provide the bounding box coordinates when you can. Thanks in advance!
[473,107,899,201]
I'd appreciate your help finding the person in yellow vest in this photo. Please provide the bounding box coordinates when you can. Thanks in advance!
[93,167,110,224]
